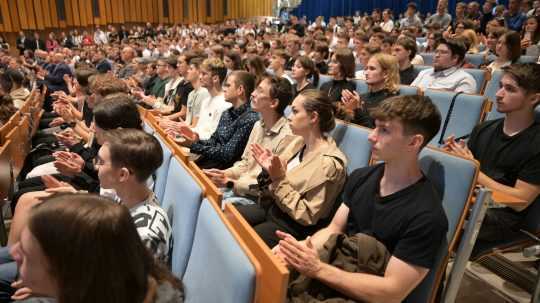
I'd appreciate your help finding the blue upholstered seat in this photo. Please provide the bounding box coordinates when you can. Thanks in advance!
[161,157,203,278]
[423,89,487,146]
[330,121,371,174]
[153,135,173,202]
[406,147,478,302]
[183,199,256,303]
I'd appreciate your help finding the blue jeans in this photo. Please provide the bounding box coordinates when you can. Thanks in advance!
[221,188,257,209]
[0,246,17,303]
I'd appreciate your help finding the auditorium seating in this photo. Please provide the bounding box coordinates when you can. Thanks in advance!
[330,120,372,173]
[483,70,505,121]
[419,53,434,66]
[317,74,333,89]
[423,89,489,146]
[161,156,204,278]
[153,135,173,202]
[407,146,488,302]
[463,68,488,94]
[224,203,289,303]
[183,198,257,303]
[465,53,485,68]
[518,55,538,64]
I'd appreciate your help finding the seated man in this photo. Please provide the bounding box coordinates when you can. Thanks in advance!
[274,95,448,302]
[204,75,302,203]
[162,57,230,141]
[411,39,477,94]
[445,63,540,257]
[182,71,259,169]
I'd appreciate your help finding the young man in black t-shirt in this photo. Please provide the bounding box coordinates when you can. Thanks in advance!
[445,63,540,256]
[273,95,448,302]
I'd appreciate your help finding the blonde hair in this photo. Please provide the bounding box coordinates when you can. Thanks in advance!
[459,29,479,54]
[370,53,400,94]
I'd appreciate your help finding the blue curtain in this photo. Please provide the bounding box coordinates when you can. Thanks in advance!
[291,0,510,23]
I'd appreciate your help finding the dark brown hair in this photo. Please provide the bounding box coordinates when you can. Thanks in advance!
[370,95,442,148]
[104,128,163,182]
[502,63,540,99]
[295,56,320,87]
[299,89,336,133]
[500,31,522,63]
[332,47,355,78]
[28,193,183,303]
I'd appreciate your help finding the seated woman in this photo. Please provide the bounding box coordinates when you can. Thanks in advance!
[354,44,381,80]
[0,69,30,109]
[235,89,347,247]
[320,48,356,120]
[291,56,319,97]
[342,53,400,128]
[521,16,540,52]
[487,31,521,74]
[9,193,183,303]
[481,27,507,61]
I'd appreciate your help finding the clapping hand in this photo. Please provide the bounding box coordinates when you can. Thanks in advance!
[251,143,286,182]
[275,230,322,278]
[341,89,362,114]
[53,151,84,176]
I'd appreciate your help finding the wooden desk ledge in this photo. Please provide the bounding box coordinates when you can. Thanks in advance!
[491,190,528,208]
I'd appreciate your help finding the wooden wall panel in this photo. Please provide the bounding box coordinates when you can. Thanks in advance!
[72,0,81,26]
[25,0,37,29]
[49,0,59,28]
[0,0,273,33]
[63,0,72,27]
[16,0,29,29]
[33,0,45,29]
[0,0,13,32]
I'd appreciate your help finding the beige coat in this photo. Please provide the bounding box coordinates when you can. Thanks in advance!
[270,137,347,226]
[225,117,303,197]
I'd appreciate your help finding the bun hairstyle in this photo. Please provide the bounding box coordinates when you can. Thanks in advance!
[299,89,336,133]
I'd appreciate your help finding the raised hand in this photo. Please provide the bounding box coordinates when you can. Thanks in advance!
[251,144,286,181]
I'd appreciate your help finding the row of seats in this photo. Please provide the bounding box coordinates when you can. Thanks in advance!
[419,52,538,68]
[142,107,493,303]
[0,90,44,246]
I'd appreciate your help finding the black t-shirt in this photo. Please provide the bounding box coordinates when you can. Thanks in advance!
[352,89,398,128]
[468,119,540,188]
[343,164,448,269]
[172,80,194,113]
[468,119,540,217]
[320,79,356,103]
[399,65,419,85]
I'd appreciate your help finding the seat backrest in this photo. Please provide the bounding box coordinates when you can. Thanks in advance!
[416,37,427,44]
[143,121,154,134]
[413,64,432,76]
[518,55,538,63]
[153,135,173,202]
[423,89,488,146]
[465,54,485,68]
[399,85,420,96]
[161,156,203,278]
[183,199,258,303]
[406,147,478,302]
[463,68,487,94]
[484,70,505,121]
[224,204,289,303]
[420,53,434,66]
[330,121,372,174]
[318,74,332,89]
[355,79,368,94]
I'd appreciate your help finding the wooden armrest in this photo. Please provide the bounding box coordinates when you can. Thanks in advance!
[491,190,528,207]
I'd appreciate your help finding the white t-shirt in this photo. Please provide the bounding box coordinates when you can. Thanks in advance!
[192,93,232,140]
[186,87,211,125]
